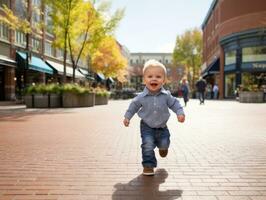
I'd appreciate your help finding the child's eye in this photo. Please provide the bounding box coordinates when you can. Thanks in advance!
[148,75,152,78]
[156,76,162,79]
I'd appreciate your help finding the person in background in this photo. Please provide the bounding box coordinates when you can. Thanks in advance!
[213,83,219,99]
[181,78,189,106]
[196,77,207,105]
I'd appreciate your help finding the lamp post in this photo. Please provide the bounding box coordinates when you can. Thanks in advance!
[191,48,197,91]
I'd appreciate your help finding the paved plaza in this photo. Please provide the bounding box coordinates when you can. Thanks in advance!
[0,99,266,200]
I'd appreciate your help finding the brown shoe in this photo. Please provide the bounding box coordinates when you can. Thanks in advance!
[142,167,154,176]
[159,149,168,157]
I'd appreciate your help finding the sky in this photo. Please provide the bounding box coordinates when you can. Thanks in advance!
[110,0,214,53]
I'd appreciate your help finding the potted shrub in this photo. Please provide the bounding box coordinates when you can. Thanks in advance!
[24,84,62,108]
[238,84,264,103]
[62,84,95,107]
[94,87,110,105]
[24,84,49,108]
[46,84,62,108]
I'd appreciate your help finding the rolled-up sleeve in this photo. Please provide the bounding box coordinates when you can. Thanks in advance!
[167,94,185,116]
[124,97,142,120]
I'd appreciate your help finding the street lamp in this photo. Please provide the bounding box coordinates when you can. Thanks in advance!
[191,48,197,90]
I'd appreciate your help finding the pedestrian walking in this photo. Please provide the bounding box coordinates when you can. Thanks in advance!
[123,59,185,176]
[181,78,189,106]
[196,77,207,104]
[213,83,219,99]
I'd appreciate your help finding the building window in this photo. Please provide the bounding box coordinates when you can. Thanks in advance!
[242,46,266,63]
[136,59,138,64]
[15,0,26,19]
[130,59,133,65]
[45,6,53,34]
[45,41,52,56]
[32,38,41,52]
[0,0,9,7]
[15,31,26,47]
[225,73,236,98]
[56,49,63,59]
[0,23,9,41]
[225,50,236,65]
[165,59,168,64]
[32,0,41,27]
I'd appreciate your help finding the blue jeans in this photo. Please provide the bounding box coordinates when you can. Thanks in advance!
[140,120,170,168]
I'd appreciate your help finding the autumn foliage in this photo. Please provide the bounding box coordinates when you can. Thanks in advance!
[91,36,127,81]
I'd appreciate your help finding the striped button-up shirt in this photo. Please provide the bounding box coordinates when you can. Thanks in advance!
[124,87,184,128]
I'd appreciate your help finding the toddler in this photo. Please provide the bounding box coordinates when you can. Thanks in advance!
[123,59,185,176]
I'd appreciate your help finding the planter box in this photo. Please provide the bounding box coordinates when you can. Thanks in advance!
[62,93,95,107]
[24,95,34,108]
[24,94,61,108]
[95,95,108,105]
[34,94,49,108]
[239,91,264,103]
[49,94,61,108]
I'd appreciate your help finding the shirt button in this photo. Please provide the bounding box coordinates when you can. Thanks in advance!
[154,111,157,114]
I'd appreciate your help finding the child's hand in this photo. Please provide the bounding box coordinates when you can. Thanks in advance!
[123,118,130,127]
[177,115,185,123]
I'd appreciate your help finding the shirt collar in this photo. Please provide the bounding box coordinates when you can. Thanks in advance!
[142,86,168,96]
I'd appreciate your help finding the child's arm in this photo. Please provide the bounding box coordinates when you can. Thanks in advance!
[123,97,142,127]
[167,93,185,123]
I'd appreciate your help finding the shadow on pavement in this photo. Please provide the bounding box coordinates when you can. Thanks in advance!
[112,168,182,200]
[0,108,74,122]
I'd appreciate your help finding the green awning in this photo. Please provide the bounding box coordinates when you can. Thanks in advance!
[16,51,53,74]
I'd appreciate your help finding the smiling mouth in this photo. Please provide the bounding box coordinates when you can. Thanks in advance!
[150,83,158,87]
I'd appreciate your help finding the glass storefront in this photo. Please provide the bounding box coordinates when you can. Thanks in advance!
[225,73,236,98]
[242,72,266,89]
[242,46,266,63]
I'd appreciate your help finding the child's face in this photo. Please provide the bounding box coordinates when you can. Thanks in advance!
[143,66,166,93]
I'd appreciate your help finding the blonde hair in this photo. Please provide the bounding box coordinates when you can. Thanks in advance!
[143,59,167,75]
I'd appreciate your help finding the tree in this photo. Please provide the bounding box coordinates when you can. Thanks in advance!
[173,28,202,90]
[44,0,81,83]
[45,0,124,82]
[90,35,127,80]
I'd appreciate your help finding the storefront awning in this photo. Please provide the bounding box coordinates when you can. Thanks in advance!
[16,51,53,74]
[0,55,16,68]
[202,58,220,78]
[78,68,94,80]
[107,77,114,83]
[96,73,105,81]
[46,60,84,78]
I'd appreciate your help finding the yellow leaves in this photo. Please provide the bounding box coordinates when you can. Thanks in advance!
[0,4,31,33]
[91,36,127,78]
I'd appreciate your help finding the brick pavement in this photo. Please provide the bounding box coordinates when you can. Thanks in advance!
[0,99,265,200]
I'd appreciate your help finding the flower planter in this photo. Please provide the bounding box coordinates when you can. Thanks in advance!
[62,92,95,107]
[24,95,34,108]
[239,91,264,103]
[95,95,108,105]
[34,94,49,108]
[49,94,61,108]
[24,94,61,108]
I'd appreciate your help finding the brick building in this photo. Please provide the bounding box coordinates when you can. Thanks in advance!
[201,0,266,98]
[0,0,89,101]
